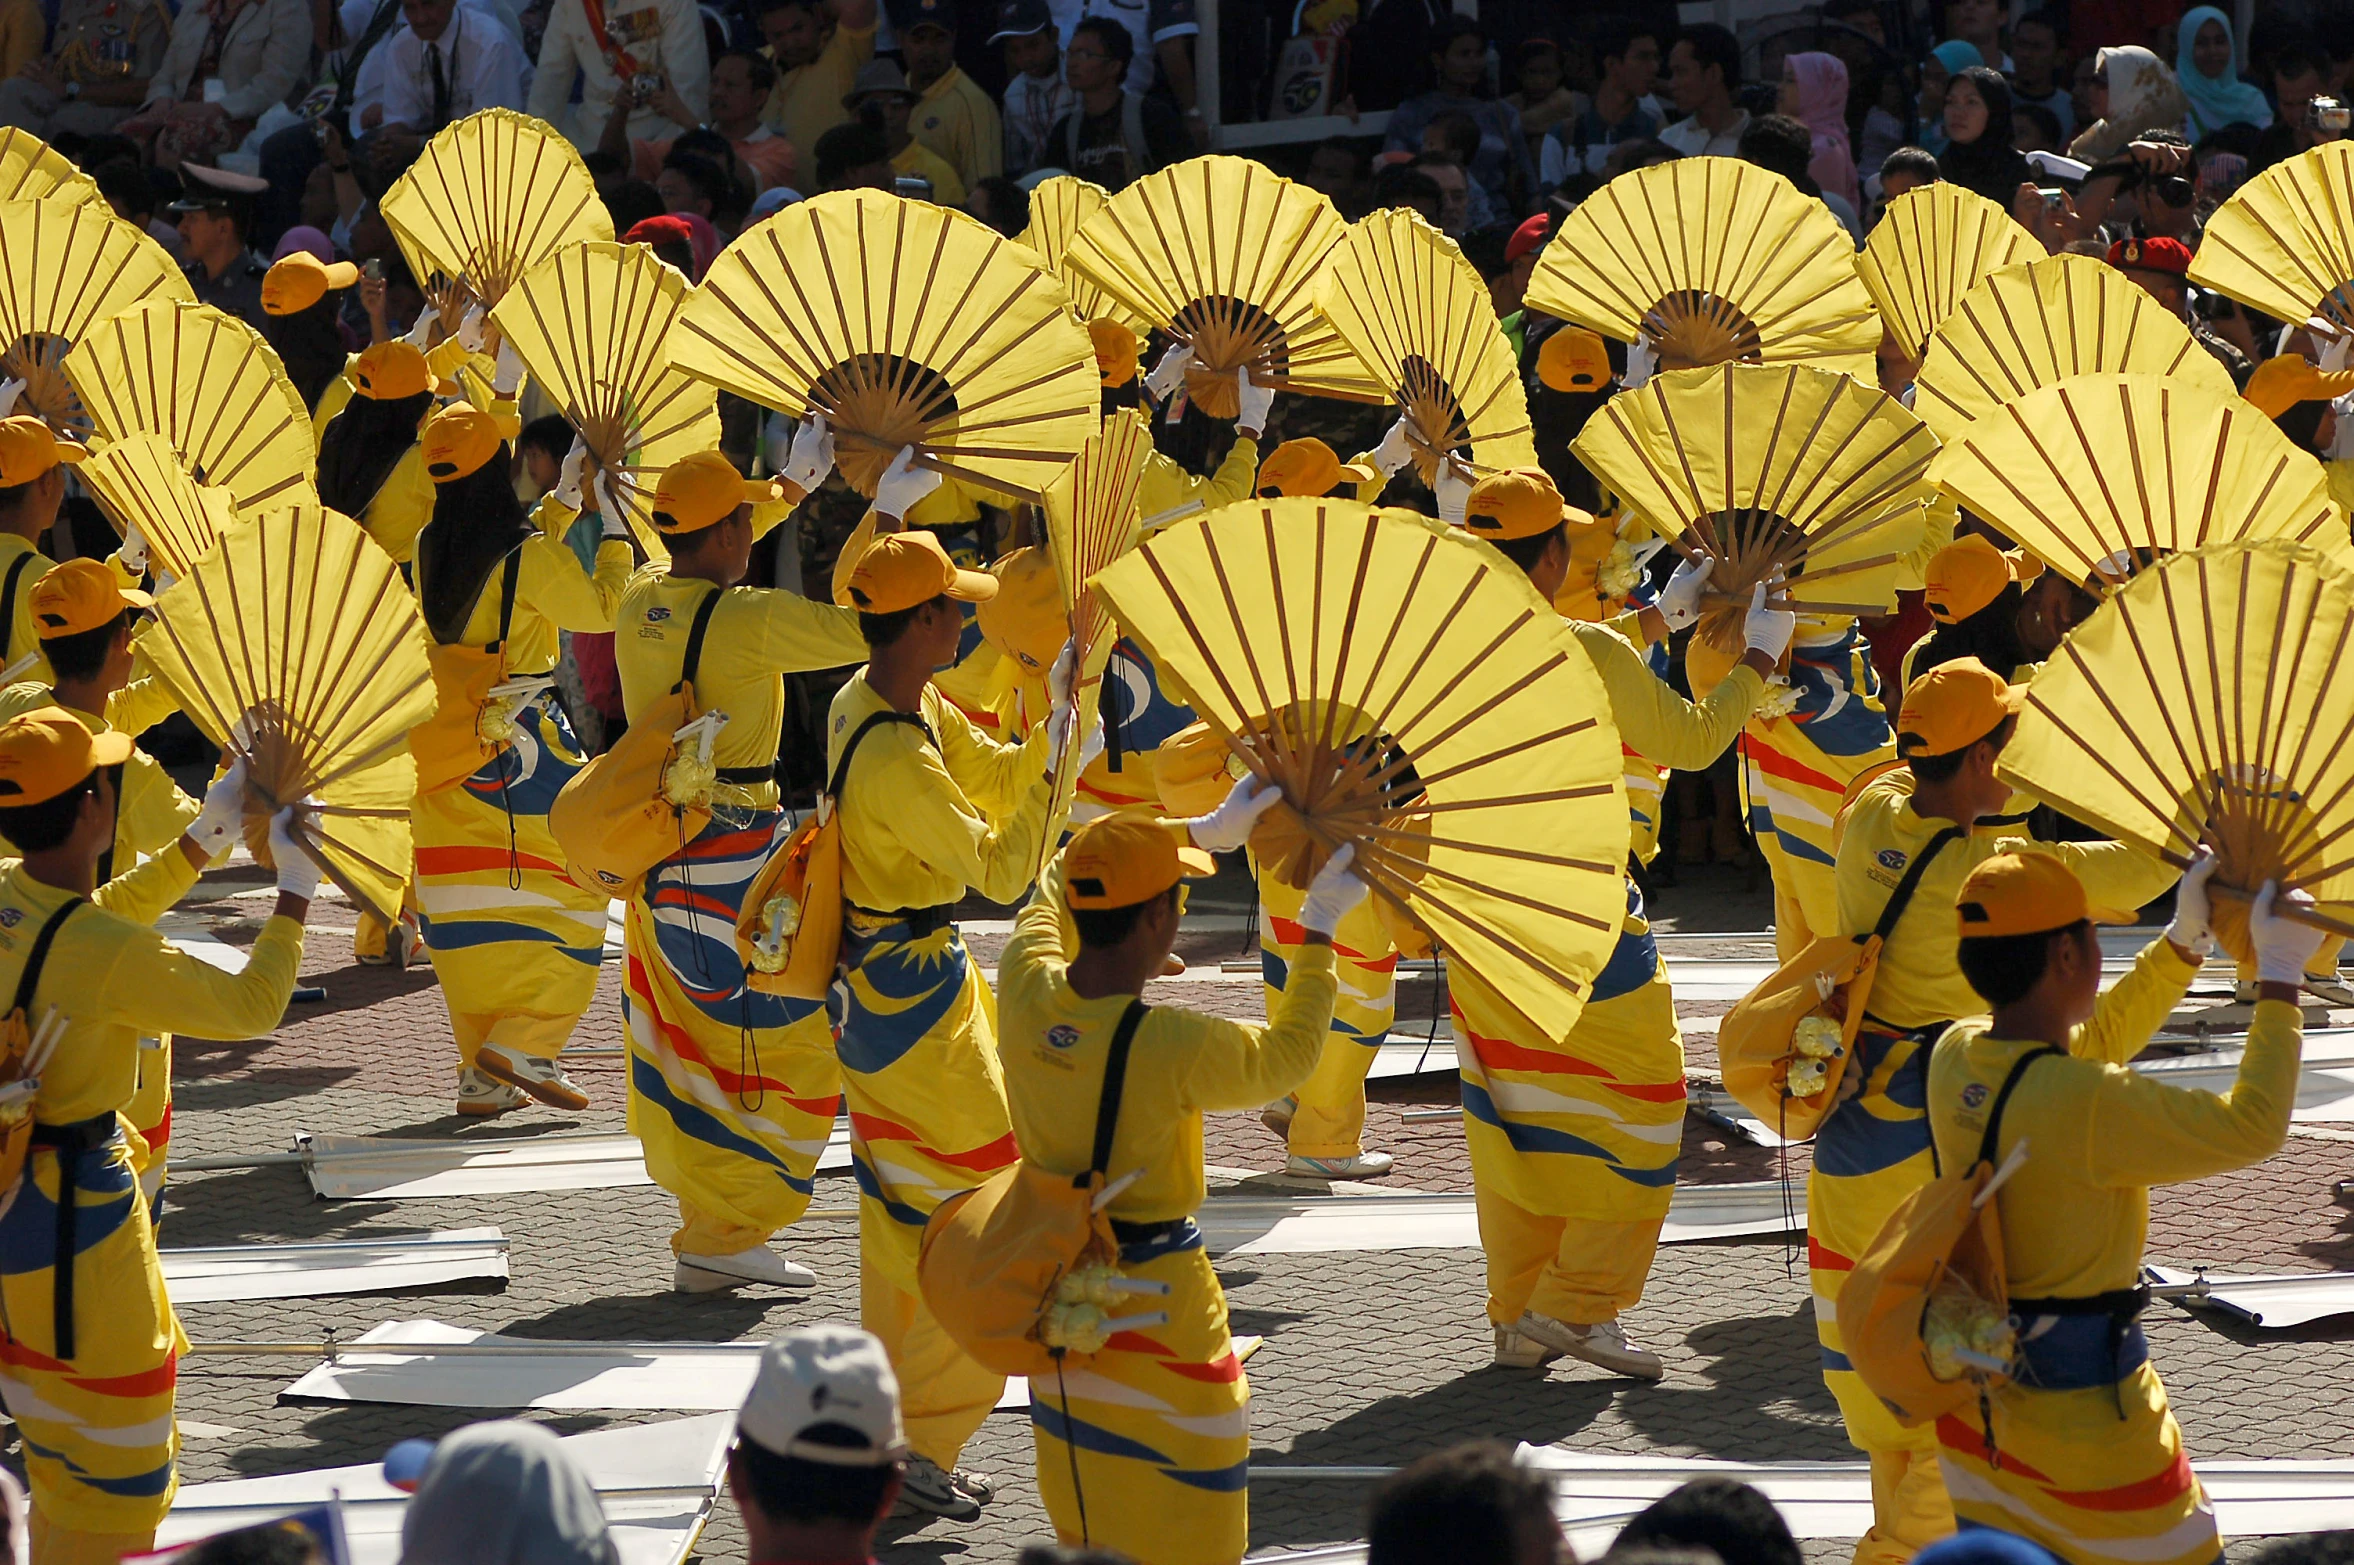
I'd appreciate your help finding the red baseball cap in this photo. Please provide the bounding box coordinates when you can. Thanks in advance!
[2105,235,2191,278]
[625,215,696,251]
[1505,213,1551,264]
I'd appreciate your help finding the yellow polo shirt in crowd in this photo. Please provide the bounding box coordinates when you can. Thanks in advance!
[765,21,874,160]
[911,63,1003,187]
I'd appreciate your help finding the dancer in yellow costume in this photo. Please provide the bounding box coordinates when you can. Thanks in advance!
[1929,851,2311,1565]
[1000,807,1363,1563]
[0,708,316,1565]
[1455,470,1786,1376]
[0,564,200,1221]
[614,432,868,1292]
[829,513,1072,1521]
[408,403,632,1116]
[1823,661,2177,1565]
[0,417,82,691]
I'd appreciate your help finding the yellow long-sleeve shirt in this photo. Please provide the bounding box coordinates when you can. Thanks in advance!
[0,687,199,867]
[313,344,501,564]
[999,852,1337,1222]
[1927,938,2296,1298]
[440,523,632,674]
[0,534,55,686]
[1138,440,1258,528]
[1567,617,1762,769]
[829,672,1055,911]
[1835,769,2179,1030]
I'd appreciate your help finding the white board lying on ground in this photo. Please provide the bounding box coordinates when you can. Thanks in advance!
[2148,1264,2354,1328]
[1364,1039,1457,1079]
[298,1123,852,1200]
[152,1412,729,1565]
[162,1229,508,1302]
[1197,1182,1798,1257]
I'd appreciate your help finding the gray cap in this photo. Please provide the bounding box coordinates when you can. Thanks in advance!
[737,1324,908,1467]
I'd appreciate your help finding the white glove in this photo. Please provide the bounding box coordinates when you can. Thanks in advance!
[2165,845,2218,957]
[186,755,247,858]
[1656,555,1715,633]
[1182,773,1281,853]
[781,414,835,495]
[0,377,24,418]
[1624,335,1658,388]
[553,437,590,510]
[2251,879,2326,987]
[1076,713,1107,770]
[492,336,526,397]
[268,804,322,901]
[1743,580,1797,659]
[593,473,627,536]
[456,303,487,353]
[872,445,941,519]
[116,524,149,578]
[1142,342,1193,402]
[1369,415,1415,477]
[1233,369,1274,437]
[401,307,436,348]
[1045,639,1080,753]
[1433,458,1473,527]
[1298,842,1370,938]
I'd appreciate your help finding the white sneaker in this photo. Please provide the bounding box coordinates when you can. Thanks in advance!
[1261,1095,1296,1140]
[1285,1151,1395,1179]
[1513,1311,1665,1381]
[891,1454,982,1520]
[673,1245,817,1292]
[1492,1322,1561,1370]
[474,1044,591,1111]
[2306,976,2354,1007]
[456,1067,526,1117]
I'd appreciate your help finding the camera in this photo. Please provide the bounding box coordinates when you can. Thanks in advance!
[629,70,664,104]
[2309,96,2351,135]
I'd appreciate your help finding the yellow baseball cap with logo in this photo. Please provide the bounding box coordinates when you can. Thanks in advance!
[974,546,1062,674]
[0,417,86,486]
[30,558,151,638]
[842,531,998,614]
[1255,438,1376,498]
[262,251,361,316]
[1895,657,2025,759]
[652,450,785,533]
[419,403,509,482]
[1537,326,1613,394]
[1956,850,2135,938]
[1462,467,1588,543]
[1062,809,1217,910]
[0,706,134,804]
[1923,534,2016,625]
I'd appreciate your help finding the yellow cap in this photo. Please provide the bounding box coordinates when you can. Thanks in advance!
[1153,721,1241,817]
[1895,657,2024,759]
[842,530,999,614]
[419,403,507,482]
[1463,467,1585,543]
[262,251,360,316]
[29,558,151,638]
[975,546,1063,675]
[1956,850,2135,939]
[1255,438,1376,498]
[352,340,432,401]
[1088,319,1140,388]
[1536,326,1612,394]
[1923,534,2016,625]
[1063,809,1216,910]
[0,417,86,486]
[0,706,134,805]
[652,450,785,534]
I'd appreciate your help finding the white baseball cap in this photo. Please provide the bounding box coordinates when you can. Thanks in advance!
[737,1325,908,1467]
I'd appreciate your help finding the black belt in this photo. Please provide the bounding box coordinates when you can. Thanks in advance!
[851,903,958,937]
[30,1113,119,1360]
[1110,1216,1188,1243]
[2009,1286,2150,1413]
[715,765,773,785]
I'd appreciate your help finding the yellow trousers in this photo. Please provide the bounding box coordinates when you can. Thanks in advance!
[1769,845,1830,964]
[1257,873,1397,1160]
[1858,1437,1956,1565]
[864,1263,1004,1471]
[1473,1185,1661,1327]
[29,1515,152,1565]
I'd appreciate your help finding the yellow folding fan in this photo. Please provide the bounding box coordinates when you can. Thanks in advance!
[76,433,232,580]
[381,108,614,309]
[2187,142,2354,336]
[0,128,98,205]
[1854,182,2040,360]
[0,200,194,436]
[1525,159,1880,377]
[1017,176,1151,333]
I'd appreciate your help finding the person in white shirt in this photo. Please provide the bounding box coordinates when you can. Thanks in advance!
[1656,23,1748,158]
[528,0,708,149]
[990,0,1071,174]
[378,0,526,134]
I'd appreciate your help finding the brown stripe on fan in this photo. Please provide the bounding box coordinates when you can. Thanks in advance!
[1,335,82,437]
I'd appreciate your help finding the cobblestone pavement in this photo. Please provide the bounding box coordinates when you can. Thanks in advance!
[111,858,2354,1563]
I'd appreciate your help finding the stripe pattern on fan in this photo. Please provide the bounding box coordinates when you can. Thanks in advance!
[1017,176,1149,331]
[380,108,614,307]
[1853,182,2039,359]
[0,199,194,435]
[0,129,97,204]
[77,433,231,580]
[1088,498,1629,1043]
[2187,142,2354,335]
[1998,540,2354,957]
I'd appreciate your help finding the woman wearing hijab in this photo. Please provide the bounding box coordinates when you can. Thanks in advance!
[1918,40,1980,155]
[1780,51,1860,210]
[2069,46,2189,162]
[1938,65,2033,207]
[2176,6,2271,138]
[398,1422,618,1565]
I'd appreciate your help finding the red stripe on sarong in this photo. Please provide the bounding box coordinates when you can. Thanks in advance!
[846,1113,1018,1173]
[1807,1237,1853,1272]
[1164,1351,1244,1383]
[623,955,837,1108]
[418,845,565,877]
[1266,916,1397,970]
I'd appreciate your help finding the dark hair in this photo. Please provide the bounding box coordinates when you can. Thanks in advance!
[1311,135,1367,173]
[180,1521,325,1565]
[856,592,950,646]
[1371,163,1444,216]
[732,1437,898,1527]
[970,174,1032,237]
[1615,1478,1803,1565]
[1424,109,1482,162]
[815,122,892,189]
[0,769,99,853]
[1072,15,1133,67]
[719,45,778,94]
[2271,43,2325,83]
[1906,713,2015,784]
[1367,1441,1558,1565]
[0,479,36,514]
[1880,145,1941,184]
[41,611,133,683]
[604,178,669,234]
[1016,1548,1142,1565]
[1486,522,1565,574]
[1674,24,1741,91]
[1910,582,2025,684]
[581,148,628,181]
[1958,920,2086,1005]
[1428,13,1486,63]
[2013,6,2064,41]
[1595,16,1660,70]
[92,158,153,221]
[1738,114,1818,189]
[1072,883,1176,948]
[2014,102,2063,149]
[662,148,741,224]
[1606,1550,1726,1565]
[756,0,822,16]
[518,414,574,464]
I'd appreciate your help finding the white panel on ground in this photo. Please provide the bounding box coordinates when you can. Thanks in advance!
[1198,1182,1798,1257]
[158,915,251,975]
[2148,1264,2354,1329]
[2135,1042,2354,1122]
[299,1123,852,1200]
[1364,1039,1457,1079]
[163,1229,509,1302]
[152,1413,731,1565]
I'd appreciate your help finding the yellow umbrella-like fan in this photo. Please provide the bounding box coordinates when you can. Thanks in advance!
[2187,142,2354,335]
[1525,159,1879,377]
[1017,176,1151,332]
[1059,155,1389,415]
[1912,253,2231,442]
[135,504,436,923]
[381,108,613,309]
[490,240,718,556]
[1999,539,2354,957]
[0,200,193,435]
[65,300,317,514]
[1571,362,1937,652]
[77,433,232,580]
[1929,373,2349,588]
[0,128,98,204]
[1314,207,1536,484]
[1090,497,1629,1041]
[1854,182,2040,360]
[673,189,1098,502]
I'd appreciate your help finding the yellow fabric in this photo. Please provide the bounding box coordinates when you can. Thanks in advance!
[99,671,178,745]
[891,137,966,206]
[1859,1439,1955,1565]
[28,1517,155,1565]
[449,532,631,676]
[1137,440,1257,528]
[1256,867,1392,1159]
[765,22,875,156]
[864,1269,1002,1470]
[0,533,55,684]
[1474,1185,1661,1327]
[1568,620,1760,769]
[911,64,1003,186]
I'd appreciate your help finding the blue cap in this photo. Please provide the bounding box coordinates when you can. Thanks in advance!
[382,1437,438,1492]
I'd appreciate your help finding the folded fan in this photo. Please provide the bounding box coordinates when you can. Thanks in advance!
[0,128,98,204]
[1017,176,1151,332]
[0,199,193,435]
[1854,182,2040,360]
[2187,142,2354,337]
[76,433,232,579]
[381,108,614,310]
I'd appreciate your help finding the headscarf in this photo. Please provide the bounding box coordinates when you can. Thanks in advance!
[397,1421,617,1565]
[2068,46,2188,162]
[1939,66,2033,207]
[1786,52,1859,210]
[1921,41,1980,152]
[2175,6,2271,137]
[264,300,351,414]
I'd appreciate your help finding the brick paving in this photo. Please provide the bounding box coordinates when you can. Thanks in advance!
[111,859,2354,1563]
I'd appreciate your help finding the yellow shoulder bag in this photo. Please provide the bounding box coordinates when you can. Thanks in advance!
[410,552,522,796]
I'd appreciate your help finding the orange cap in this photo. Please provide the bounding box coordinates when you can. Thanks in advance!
[419,403,507,482]
[1896,657,2025,760]
[652,450,786,533]
[1255,438,1376,498]
[1463,467,1584,543]
[974,546,1063,674]
[262,251,360,316]
[1088,319,1140,388]
[29,558,151,638]
[842,531,998,614]
[1062,809,1216,910]
[1923,534,2017,625]
[1956,850,2135,939]
[1537,326,1613,393]
[352,341,432,401]
[0,417,86,486]
[0,706,134,805]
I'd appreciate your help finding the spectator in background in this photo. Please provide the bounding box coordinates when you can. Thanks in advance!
[757,0,874,160]
[2013,101,2064,151]
[1365,1442,1565,1565]
[1741,112,1863,241]
[1780,51,1860,210]
[2009,8,2073,140]
[657,142,750,235]
[169,164,272,327]
[1659,24,1748,158]
[845,57,963,202]
[1601,135,1679,178]
[94,157,185,258]
[1938,65,2032,206]
[2108,233,2250,382]
[126,0,311,167]
[0,0,170,137]
[1876,143,1939,206]
[1302,135,1368,216]
[992,0,1070,177]
[813,117,893,189]
[1369,160,1443,226]
[1421,110,1496,229]
[1042,17,1188,192]
[1540,17,1661,185]
[1918,39,1979,154]
[965,172,1026,234]
[1504,37,1578,145]
[530,0,709,148]
[1822,0,1884,48]
[2250,45,2342,175]
[2069,46,2186,163]
[726,1327,907,1565]
[1411,148,1471,235]
[374,0,528,149]
[2176,7,2270,138]
[1383,16,1534,226]
[397,1422,619,1565]
[620,49,797,191]
[897,0,1001,192]
[1614,1478,1803,1565]
[1945,0,2007,70]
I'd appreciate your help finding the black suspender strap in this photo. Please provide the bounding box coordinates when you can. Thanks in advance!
[94,762,124,886]
[1870,825,1966,945]
[0,553,36,667]
[484,549,522,654]
[674,584,723,693]
[15,898,88,1360]
[1083,999,1150,1186]
[827,710,931,800]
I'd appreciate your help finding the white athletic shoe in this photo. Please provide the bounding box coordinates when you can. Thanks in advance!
[891,1454,983,1520]
[2306,975,2354,1007]
[1261,1095,1296,1140]
[1513,1311,1665,1381]
[1492,1322,1562,1370]
[673,1245,817,1292]
[1285,1151,1395,1180]
[456,1067,526,1117]
[474,1044,591,1111]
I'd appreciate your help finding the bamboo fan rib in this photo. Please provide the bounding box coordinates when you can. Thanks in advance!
[2188,143,2354,335]
[1570,362,1937,646]
[1524,159,1879,377]
[135,504,435,923]
[1314,207,1536,483]
[1059,155,1388,414]
[381,109,613,309]
[1912,254,2231,442]
[1929,373,2349,589]
[1089,498,1629,1042]
[1999,539,2354,955]
[1854,183,2040,359]
[0,200,195,435]
[78,433,232,579]
[490,240,717,557]
[65,301,317,515]
[1017,176,1151,332]
[0,129,98,204]
[672,189,1098,502]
